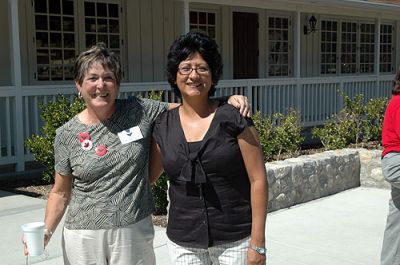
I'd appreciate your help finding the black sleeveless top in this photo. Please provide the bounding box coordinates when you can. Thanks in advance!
[153,104,254,248]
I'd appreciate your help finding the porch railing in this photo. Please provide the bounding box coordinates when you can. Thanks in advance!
[0,75,393,171]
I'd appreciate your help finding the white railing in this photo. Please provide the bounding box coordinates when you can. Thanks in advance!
[0,75,393,171]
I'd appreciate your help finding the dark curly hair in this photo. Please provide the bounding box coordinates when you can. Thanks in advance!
[166,31,223,97]
[392,69,400,95]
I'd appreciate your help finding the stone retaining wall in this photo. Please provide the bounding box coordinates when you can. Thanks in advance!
[358,149,390,189]
[266,148,386,212]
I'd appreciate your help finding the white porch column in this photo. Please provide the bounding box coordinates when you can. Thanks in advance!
[9,0,25,171]
[375,17,381,76]
[294,11,301,111]
[294,11,301,78]
[183,0,190,33]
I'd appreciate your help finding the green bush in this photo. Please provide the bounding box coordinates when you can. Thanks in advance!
[252,112,276,160]
[152,172,169,215]
[312,92,388,150]
[253,109,304,161]
[25,95,85,183]
[363,97,388,143]
[274,110,304,159]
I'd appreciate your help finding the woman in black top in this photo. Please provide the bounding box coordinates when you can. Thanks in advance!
[150,32,268,265]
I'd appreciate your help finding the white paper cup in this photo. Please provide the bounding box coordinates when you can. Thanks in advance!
[21,222,45,256]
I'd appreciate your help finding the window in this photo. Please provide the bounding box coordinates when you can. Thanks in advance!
[380,24,394,73]
[341,22,357,74]
[359,23,375,73]
[34,0,76,81]
[268,16,290,76]
[189,11,216,39]
[32,0,122,82]
[84,2,121,55]
[320,20,338,74]
[320,19,385,75]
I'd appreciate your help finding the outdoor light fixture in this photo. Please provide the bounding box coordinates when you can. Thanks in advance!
[304,15,317,35]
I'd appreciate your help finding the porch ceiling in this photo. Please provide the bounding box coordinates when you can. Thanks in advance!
[185,0,400,14]
[369,0,400,4]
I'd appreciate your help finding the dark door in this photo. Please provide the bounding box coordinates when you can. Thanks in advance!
[233,12,259,79]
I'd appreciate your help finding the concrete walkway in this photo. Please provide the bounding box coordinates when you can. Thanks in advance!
[0,187,389,265]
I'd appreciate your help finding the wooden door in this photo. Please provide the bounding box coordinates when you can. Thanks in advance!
[233,12,259,79]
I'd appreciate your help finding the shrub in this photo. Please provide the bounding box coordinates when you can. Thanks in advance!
[253,109,304,161]
[152,172,169,215]
[25,95,85,183]
[312,91,388,150]
[274,110,304,160]
[252,111,276,160]
[363,97,388,143]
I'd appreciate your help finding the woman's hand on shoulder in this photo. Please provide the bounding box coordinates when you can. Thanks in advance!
[227,95,251,117]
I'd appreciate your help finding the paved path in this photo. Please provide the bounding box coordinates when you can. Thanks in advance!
[0,187,389,265]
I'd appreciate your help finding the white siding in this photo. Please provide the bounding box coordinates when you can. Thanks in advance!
[117,0,182,82]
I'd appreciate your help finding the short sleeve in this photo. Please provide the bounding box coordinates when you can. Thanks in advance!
[224,105,254,137]
[139,98,168,124]
[54,128,72,176]
[152,111,168,148]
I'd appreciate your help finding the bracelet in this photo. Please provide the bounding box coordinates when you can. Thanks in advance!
[44,228,53,238]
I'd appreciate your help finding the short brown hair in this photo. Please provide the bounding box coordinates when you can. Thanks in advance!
[74,43,122,86]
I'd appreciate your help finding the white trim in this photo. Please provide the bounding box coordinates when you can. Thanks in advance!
[9,0,25,171]
[294,11,301,78]
[188,0,400,19]
[183,1,190,33]
[375,17,381,75]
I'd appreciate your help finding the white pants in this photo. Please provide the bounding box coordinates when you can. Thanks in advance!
[62,216,155,265]
[167,236,250,265]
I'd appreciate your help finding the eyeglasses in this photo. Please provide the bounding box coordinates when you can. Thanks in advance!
[178,66,210,75]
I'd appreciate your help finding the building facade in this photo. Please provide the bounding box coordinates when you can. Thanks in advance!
[2,0,400,171]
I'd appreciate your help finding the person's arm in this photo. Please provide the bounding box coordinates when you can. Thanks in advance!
[44,172,72,239]
[238,126,268,265]
[149,137,164,184]
[23,172,72,256]
[167,95,251,117]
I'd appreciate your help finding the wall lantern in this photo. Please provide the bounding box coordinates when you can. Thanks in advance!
[304,15,317,35]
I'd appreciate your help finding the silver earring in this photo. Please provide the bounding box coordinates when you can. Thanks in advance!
[78,91,82,98]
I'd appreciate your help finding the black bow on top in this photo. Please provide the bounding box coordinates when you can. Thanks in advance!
[178,151,207,184]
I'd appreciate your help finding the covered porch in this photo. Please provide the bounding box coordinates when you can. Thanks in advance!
[2,0,399,171]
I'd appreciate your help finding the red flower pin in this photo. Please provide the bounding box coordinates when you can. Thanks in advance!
[95,145,107,156]
[79,132,91,143]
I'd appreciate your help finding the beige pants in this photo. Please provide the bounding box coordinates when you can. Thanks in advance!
[62,216,155,265]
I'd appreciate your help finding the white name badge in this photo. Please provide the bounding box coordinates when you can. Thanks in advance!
[118,126,143,144]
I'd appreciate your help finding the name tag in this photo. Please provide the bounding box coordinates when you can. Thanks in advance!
[118,126,143,144]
